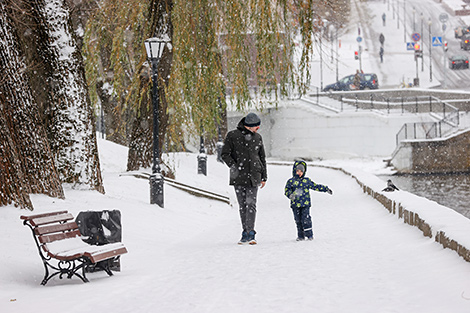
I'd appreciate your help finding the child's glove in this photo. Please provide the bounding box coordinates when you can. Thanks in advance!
[326,188,333,195]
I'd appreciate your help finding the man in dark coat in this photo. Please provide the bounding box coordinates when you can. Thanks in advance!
[221,113,267,245]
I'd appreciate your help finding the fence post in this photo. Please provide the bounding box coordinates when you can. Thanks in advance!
[370,94,373,109]
[401,97,404,114]
[316,87,319,104]
[355,94,358,111]
[429,96,432,112]
[415,97,418,113]
[340,95,343,112]
[405,124,408,139]
[443,102,446,117]
[413,123,416,139]
[439,121,442,137]
[387,98,390,114]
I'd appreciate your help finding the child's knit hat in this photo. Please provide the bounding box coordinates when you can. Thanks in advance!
[295,164,305,173]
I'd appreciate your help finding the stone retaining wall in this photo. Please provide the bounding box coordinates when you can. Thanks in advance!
[392,129,470,174]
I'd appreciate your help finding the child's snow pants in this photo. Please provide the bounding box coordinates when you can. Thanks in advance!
[292,206,313,239]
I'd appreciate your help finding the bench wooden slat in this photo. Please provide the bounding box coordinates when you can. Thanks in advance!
[86,246,128,263]
[45,240,128,263]
[34,221,79,236]
[39,229,81,243]
[20,210,69,221]
[46,250,86,261]
[29,213,74,227]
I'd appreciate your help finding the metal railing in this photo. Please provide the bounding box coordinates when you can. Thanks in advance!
[330,95,461,145]
[395,99,460,145]
[340,95,459,117]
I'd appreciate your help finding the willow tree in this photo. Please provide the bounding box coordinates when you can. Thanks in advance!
[84,0,174,172]
[83,0,349,171]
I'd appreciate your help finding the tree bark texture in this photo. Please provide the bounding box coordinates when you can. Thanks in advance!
[0,2,64,210]
[127,66,153,171]
[27,0,104,193]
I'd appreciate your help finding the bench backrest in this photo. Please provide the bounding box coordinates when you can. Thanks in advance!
[21,211,81,246]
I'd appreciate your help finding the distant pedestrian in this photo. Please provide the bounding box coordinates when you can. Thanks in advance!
[379,33,385,46]
[284,161,333,241]
[382,13,386,26]
[221,112,267,245]
[380,46,384,63]
[353,69,361,90]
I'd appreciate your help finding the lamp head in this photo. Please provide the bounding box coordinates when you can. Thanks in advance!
[144,37,171,60]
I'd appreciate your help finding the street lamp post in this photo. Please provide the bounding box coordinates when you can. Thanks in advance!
[421,13,424,72]
[198,125,207,175]
[216,98,224,163]
[100,101,105,139]
[319,26,324,91]
[404,0,407,42]
[429,18,433,81]
[144,37,169,207]
[335,26,339,81]
[396,0,399,29]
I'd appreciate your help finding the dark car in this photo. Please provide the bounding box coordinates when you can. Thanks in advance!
[449,55,469,69]
[461,35,470,50]
[323,73,379,91]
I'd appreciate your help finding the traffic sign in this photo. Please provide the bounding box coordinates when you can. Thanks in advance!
[406,42,415,50]
[412,33,421,42]
[432,36,443,46]
[356,36,362,43]
[439,13,448,23]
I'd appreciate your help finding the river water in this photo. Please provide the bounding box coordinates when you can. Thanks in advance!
[379,173,470,220]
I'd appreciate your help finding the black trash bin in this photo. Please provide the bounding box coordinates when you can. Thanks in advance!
[76,210,123,272]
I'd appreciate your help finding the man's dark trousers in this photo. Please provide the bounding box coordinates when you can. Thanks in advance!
[234,185,258,233]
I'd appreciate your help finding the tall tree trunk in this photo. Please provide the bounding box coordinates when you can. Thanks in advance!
[126,0,173,171]
[27,0,104,193]
[0,1,64,210]
[127,66,153,171]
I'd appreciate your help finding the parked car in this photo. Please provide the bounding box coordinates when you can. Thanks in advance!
[449,55,469,69]
[461,34,470,50]
[322,73,379,91]
[455,26,470,38]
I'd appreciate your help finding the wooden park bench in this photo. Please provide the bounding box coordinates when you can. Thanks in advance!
[20,210,128,285]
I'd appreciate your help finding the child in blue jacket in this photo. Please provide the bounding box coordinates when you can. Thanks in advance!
[284,161,333,241]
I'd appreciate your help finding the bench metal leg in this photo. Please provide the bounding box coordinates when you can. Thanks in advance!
[40,258,89,285]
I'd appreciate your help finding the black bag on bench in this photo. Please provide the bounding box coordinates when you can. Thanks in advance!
[76,210,122,271]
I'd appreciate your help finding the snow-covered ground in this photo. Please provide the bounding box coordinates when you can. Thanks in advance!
[2,137,470,313]
[3,1,470,312]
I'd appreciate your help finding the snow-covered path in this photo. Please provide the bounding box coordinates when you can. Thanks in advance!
[2,140,470,312]
[141,165,470,313]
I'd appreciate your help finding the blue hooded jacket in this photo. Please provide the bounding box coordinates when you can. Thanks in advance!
[284,161,330,209]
